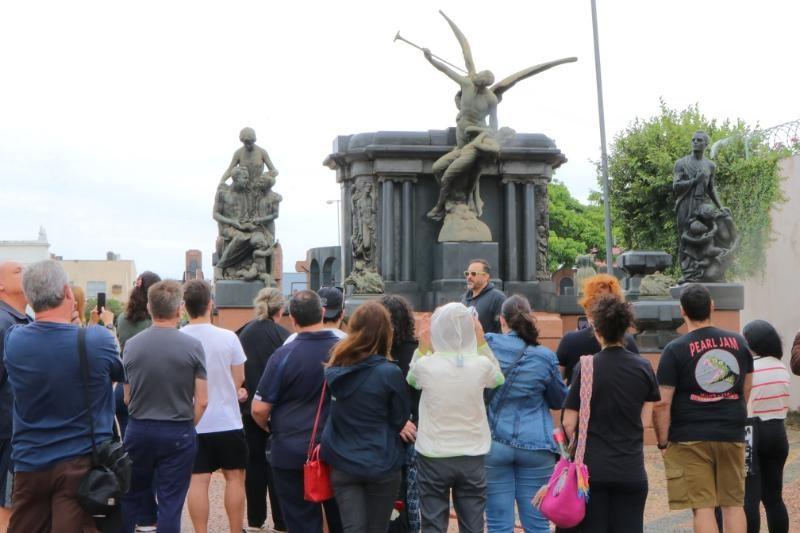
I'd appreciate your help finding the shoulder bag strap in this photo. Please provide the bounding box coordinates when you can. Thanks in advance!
[487,342,528,411]
[307,380,327,460]
[77,328,98,458]
[574,354,593,465]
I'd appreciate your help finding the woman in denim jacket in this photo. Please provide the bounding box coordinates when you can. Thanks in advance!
[484,295,568,532]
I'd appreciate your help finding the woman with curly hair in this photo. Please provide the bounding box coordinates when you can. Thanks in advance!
[562,296,660,533]
[556,274,639,384]
[379,295,421,531]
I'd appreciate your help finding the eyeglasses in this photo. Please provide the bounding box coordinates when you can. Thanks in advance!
[464,270,487,278]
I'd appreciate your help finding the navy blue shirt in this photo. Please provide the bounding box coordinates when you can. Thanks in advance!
[4,322,124,472]
[254,330,339,470]
[0,301,32,440]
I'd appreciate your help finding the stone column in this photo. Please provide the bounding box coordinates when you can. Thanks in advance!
[401,180,414,281]
[380,178,396,281]
[522,182,537,281]
[340,175,353,283]
[503,181,519,281]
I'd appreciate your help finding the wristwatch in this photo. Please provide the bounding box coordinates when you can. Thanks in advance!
[657,442,669,450]
[104,323,116,331]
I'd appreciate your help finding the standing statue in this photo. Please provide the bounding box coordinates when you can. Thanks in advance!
[673,131,738,282]
[345,178,384,294]
[399,11,576,240]
[220,127,279,186]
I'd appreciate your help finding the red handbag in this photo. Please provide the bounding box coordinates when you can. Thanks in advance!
[303,381,333,502]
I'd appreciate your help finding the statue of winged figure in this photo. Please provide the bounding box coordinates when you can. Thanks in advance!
[399,11,576,237]
[421,11,576,148]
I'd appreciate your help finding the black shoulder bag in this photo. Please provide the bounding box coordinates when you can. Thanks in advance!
[76,328,132,518]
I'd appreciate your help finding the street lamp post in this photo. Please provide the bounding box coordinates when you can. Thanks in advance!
[326,199,341,248]
[591,0,615,272]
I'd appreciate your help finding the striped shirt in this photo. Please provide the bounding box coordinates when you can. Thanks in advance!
[748,356,790,420]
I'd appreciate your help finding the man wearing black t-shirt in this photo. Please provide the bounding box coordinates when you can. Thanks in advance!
[653,284,753,533]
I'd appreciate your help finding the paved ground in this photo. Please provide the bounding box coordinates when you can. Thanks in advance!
[181,425,800,532]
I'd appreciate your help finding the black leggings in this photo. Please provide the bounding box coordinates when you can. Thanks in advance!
[581,479,648,533]
[745,419,789,533]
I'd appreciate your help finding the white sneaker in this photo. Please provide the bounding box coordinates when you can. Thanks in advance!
[135,527,157,533]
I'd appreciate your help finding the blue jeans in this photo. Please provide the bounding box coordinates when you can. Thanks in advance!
[485,441,555,533]
[121,419,197,533]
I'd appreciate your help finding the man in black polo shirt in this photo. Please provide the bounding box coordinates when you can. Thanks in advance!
[461,259,506,334]
[251,290,342,533]
[0,261,31,529]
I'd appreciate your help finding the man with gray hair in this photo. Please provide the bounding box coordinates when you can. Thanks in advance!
[121,280,208,533]
[0,261,31,530]
[4,260,123,531]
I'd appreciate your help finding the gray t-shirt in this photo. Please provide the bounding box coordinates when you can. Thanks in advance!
[123,326,207,422]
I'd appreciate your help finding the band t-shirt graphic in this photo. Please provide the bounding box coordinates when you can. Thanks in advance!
[657,326,753,442]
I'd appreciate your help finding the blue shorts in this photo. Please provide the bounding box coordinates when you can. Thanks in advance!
[0,439,13,507]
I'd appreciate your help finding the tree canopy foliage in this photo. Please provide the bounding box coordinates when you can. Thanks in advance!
[605,102,785,279]
[547,181,606,273]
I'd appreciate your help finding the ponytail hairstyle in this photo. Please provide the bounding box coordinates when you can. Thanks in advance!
[501,295,539,346]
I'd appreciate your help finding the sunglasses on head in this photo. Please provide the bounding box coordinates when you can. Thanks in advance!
[464,270,486,277]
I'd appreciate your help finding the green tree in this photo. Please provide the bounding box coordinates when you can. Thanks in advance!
[84,297,125,323]
[547,180,607,272]
[606,102,785,279]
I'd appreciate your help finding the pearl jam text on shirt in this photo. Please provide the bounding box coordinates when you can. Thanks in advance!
[688,336,740,358]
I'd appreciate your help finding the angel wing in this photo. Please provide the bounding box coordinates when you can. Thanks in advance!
[492,57,577,102]
[439,10,476,75]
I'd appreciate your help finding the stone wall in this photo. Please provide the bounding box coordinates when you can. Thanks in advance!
[741,155,800,410]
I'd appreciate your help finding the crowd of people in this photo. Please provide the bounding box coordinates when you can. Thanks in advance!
[0,257,796,533]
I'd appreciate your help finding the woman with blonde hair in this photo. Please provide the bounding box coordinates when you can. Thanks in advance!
[321,301,410,532]
[556,273,639,384]
[237,287,288,532]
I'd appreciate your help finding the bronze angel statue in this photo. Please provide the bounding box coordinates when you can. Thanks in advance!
[420,11,576,148]
[399,11,576,226]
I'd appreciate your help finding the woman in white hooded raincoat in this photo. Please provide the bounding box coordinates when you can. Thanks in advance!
[407,302,504,533]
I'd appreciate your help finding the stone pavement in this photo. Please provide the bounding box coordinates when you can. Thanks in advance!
[181,426,800,532]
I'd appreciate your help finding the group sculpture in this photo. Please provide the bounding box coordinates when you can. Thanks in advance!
[400,11,576,241]
[673,131,738,283]
[213,128,282,285]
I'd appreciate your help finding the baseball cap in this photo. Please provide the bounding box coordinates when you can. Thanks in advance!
[318,286,344,319]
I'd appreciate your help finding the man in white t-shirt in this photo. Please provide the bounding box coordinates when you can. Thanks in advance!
[181,280,248,533]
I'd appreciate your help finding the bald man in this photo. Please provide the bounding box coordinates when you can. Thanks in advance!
[0,261,31,528]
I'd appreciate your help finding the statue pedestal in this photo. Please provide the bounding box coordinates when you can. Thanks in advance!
[431,242,499,306]
[212,280,265,332]
[632,298,684,353]
[670,282,744,332]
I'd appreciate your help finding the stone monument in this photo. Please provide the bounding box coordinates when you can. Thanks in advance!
[673,131,739,283]
[410,11,576,242]
[325,13,576,310]
[213,128,282,317]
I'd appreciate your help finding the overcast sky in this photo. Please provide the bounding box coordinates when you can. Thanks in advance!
[1,1,797,279]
